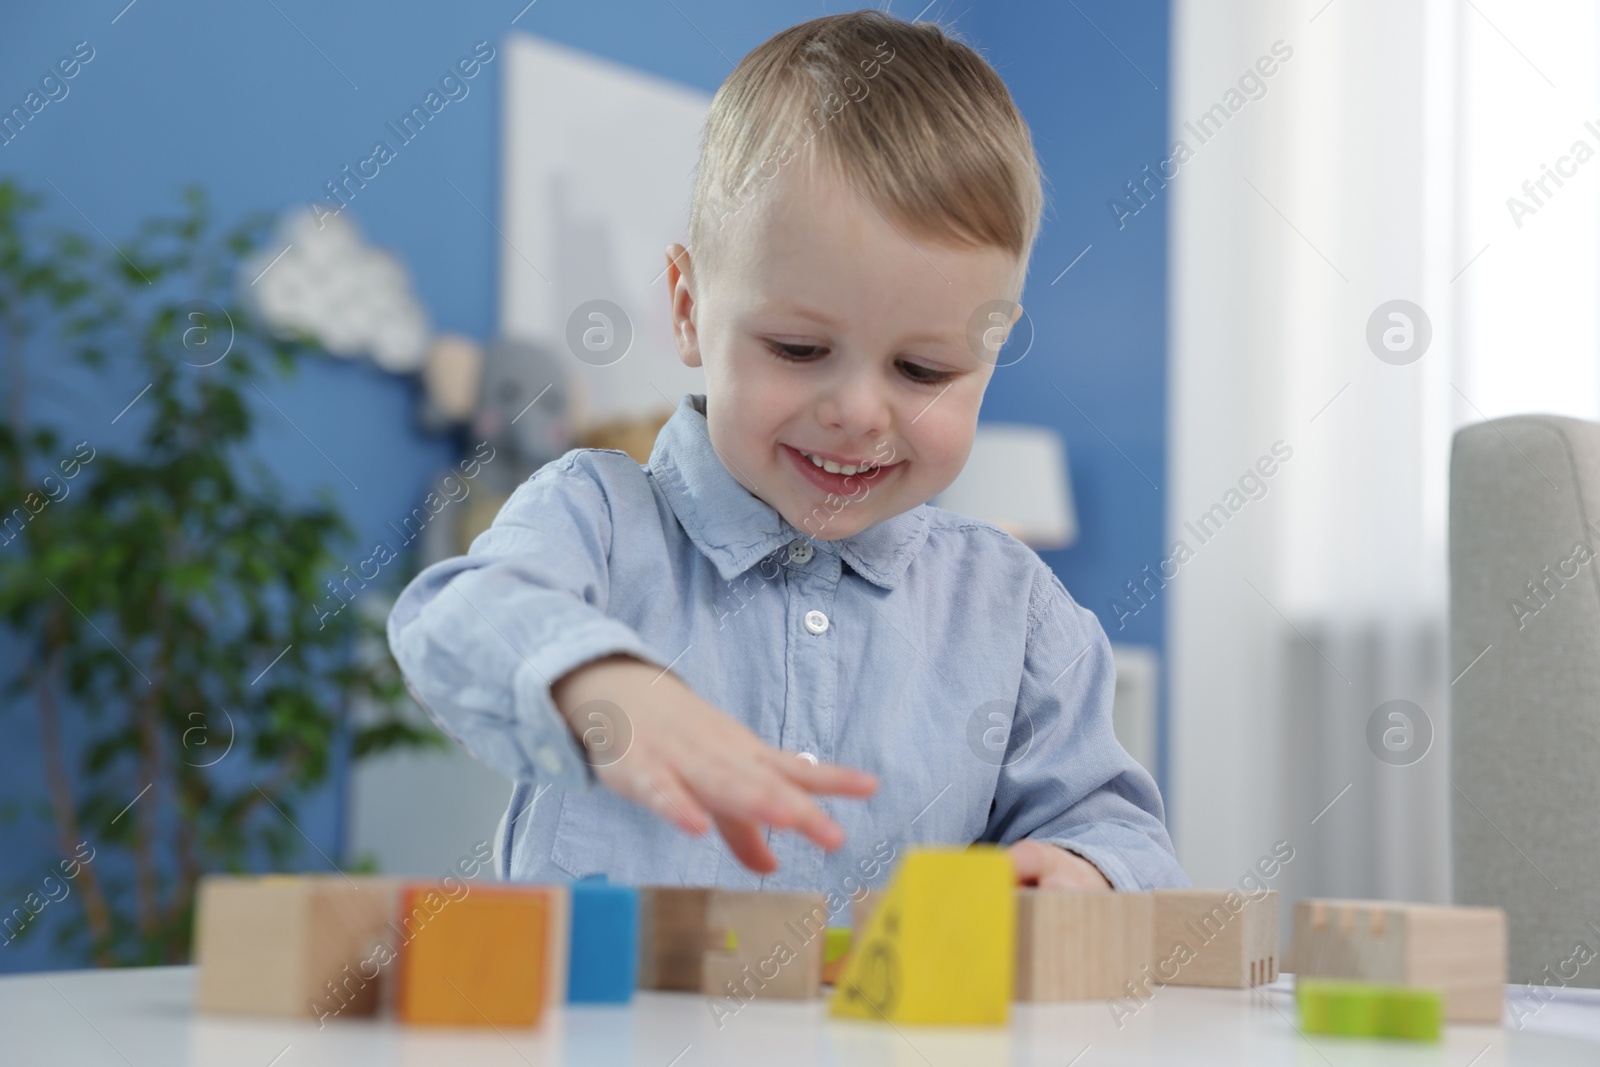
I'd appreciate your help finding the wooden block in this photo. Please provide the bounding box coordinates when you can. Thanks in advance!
[637,886,828,998]
[821,928,852,985]
[851,891,878,933]
[830,846,1014,1025]
[1296,978,1443,1041]
[828,892,879,985]
[637,887,713,991]
[395,883,547,1027]
[1150,889,1279,989]
[568,882,639,1004]
[1015,889,1154,1001]
[193,874,399,1020]
[1288,899,1506,1023]
[541,884,569,1008]
[701,891,829,1000]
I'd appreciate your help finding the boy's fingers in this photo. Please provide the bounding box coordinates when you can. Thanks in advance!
[1006,841,1111,889]
[1007,840,1047,885]
[731,775,835,840]
[772,754,878,797]
[688,756,849,855]
[783,799,847,853]
[625,766,710,838]
[738,774,848,852]
[712,812,778,874]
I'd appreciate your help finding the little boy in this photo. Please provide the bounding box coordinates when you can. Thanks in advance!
[387,11,1187,897]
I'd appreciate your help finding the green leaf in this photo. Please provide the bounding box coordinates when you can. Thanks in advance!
[0,183,433,967]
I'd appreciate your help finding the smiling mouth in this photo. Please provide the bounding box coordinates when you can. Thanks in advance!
[782,444,901,493]
[794,448,882,476]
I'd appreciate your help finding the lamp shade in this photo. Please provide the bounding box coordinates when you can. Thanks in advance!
[932,424,1077,549]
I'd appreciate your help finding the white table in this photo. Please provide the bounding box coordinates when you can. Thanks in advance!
[3,966,1596,1065]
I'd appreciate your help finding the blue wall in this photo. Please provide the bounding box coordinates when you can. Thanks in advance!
[965,2,1171,781]
[0,0,1168,971]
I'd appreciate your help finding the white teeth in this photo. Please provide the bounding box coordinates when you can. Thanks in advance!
[800,450,875,477]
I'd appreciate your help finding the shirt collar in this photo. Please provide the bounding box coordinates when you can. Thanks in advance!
[647,393,929,591]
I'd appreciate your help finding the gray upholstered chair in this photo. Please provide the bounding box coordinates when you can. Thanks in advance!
[1451,414,1600,987]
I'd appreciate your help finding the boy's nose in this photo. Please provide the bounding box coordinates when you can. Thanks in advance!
[817,372,891,441]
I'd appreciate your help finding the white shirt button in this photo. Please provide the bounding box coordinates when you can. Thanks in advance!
[803,609,830,635]
[787,538,814,565]
[536,746,564,774]
[797,751,818,766]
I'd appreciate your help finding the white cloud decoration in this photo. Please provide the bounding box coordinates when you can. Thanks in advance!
[242,209,431,374]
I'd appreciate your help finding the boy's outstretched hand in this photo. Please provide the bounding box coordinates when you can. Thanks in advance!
[1009,840,1114,890]
[551,653,878,874]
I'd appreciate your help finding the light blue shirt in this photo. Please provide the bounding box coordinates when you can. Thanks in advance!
[387,393,1187,899]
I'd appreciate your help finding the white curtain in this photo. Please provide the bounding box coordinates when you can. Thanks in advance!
[1168,0,1600,906]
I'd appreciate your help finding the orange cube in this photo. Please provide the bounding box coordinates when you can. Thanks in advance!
[395,884,548,1027]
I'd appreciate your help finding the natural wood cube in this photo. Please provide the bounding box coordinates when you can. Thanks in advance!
[1151,889,1279,988]
[1287,899,1506,1023]
[851,889,878,933]
[701,890,828,1000]
[193,874,399,1020]
[637,887,713,991]
[1015,889,1154,1000]
[638,887,828,999]
[540,883,569,1008]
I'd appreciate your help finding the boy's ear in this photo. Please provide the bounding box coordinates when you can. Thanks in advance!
[665,243,702,369]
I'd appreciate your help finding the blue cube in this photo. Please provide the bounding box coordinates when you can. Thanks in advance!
[567,881,639,1003]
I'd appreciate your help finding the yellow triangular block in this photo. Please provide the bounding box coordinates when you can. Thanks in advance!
[830,846,1014,1025]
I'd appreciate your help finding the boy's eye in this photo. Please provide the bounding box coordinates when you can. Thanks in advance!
[896,359,955,385]
[765,340,825,361]
[764,339,954,385]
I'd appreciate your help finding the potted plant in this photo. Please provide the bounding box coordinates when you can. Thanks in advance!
[0,180,439,966]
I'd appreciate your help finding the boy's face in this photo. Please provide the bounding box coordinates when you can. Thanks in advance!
[665,168,1023,541]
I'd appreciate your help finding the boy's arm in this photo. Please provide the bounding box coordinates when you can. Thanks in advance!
[385,451,670,790]
[981,567,1191,891]
[387,450,877,872]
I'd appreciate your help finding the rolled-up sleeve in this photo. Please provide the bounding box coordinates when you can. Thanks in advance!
[981,567,1190,891]
[386,451,670,790]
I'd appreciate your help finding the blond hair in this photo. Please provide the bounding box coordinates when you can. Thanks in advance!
[688,11,1045,296]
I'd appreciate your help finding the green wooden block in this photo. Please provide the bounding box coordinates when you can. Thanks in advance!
[824,927,852,965]
[1297,978,1443,1041]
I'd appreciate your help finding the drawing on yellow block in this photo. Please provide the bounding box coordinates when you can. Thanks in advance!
[830,846,1014,1026]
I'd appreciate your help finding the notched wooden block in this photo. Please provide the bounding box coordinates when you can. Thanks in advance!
[1288,899,1506,1023]
[1150,888,1279,989]
[1015,889,1154,1001]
